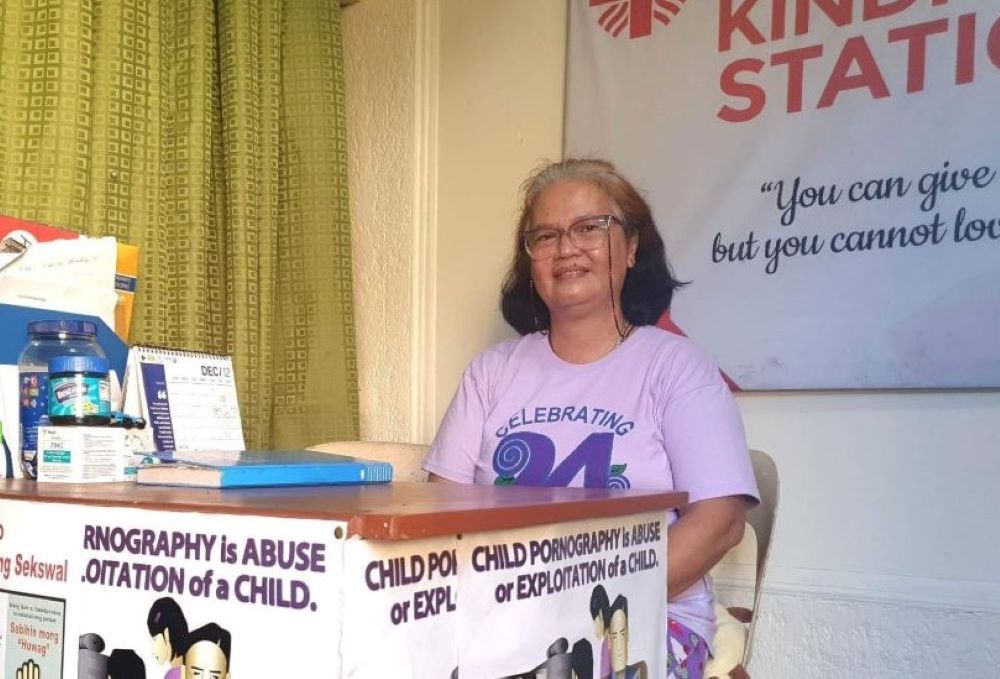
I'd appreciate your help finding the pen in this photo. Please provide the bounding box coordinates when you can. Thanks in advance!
[109,412,147,429]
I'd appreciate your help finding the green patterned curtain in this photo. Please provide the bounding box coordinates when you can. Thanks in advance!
[0,0,358,448]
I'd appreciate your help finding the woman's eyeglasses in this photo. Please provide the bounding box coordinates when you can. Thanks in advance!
[523,214,620,260]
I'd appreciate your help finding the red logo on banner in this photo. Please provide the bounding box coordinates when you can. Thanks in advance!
[591,0,686,39]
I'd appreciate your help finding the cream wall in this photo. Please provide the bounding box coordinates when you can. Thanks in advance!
[345,0,567,442]
[345,1,1000,676]
[433,0,568,422]
[343,0,418,441]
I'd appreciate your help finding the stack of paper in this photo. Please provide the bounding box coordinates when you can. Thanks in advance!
[1,225,118,331]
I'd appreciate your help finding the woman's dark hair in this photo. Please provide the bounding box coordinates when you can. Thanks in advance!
[500,158,685,335]
[146,597,188,659]
[589,584,610,623]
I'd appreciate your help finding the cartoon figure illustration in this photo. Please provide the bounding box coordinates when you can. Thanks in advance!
[590,584,612,677]
[499,636,593,679]
[79,632,109,678]
[605,595,647,679]
[146,597,189,679]
[570,639,594,679]
[183,623,231,679]
[78,633,146,679]
[108,649,147,679]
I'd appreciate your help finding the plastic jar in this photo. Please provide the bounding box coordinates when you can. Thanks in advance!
[47,356,112,426]
[17,320,107,478]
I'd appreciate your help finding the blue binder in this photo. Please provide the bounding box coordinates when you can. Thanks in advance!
[136,450,395,488]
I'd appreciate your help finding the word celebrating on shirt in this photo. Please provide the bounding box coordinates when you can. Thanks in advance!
[494,405,635,438]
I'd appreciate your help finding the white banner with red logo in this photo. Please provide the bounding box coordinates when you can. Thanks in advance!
[567,0,1000,389]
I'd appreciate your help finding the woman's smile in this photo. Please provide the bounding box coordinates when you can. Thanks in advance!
[552,263,590,279]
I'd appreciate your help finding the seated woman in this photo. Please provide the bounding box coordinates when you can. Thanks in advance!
[422,158,759,679]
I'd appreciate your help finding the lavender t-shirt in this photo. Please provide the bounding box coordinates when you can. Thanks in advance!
[423,326,759,646]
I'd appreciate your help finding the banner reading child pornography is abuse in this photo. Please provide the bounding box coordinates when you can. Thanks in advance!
[457,512,666,678]
[0,499,343,677]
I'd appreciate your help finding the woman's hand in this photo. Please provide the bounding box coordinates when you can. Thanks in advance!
[666,495,747,599]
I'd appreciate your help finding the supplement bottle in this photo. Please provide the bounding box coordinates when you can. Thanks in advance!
[47,356,112,426]
[17,320,106,478]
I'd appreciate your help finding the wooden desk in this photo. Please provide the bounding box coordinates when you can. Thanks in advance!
[0,480,685,677]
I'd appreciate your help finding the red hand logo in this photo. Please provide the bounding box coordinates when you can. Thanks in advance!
[590,0,686,39]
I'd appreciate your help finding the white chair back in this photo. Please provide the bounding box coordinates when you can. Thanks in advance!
[307,440,430,483]
[743,448,779,667]
[706,448,780,678]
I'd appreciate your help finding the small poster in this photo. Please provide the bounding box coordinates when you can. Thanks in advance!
[0,589,66,679]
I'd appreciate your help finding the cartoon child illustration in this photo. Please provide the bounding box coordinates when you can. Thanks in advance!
[146,596,188,679]
[78,633,147,679]
[147,597,189,679]
[605,595,647,679]
[79,632,109,679]
[569,639,594,679]
[590,584,612,677]
[183,623,231,679]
